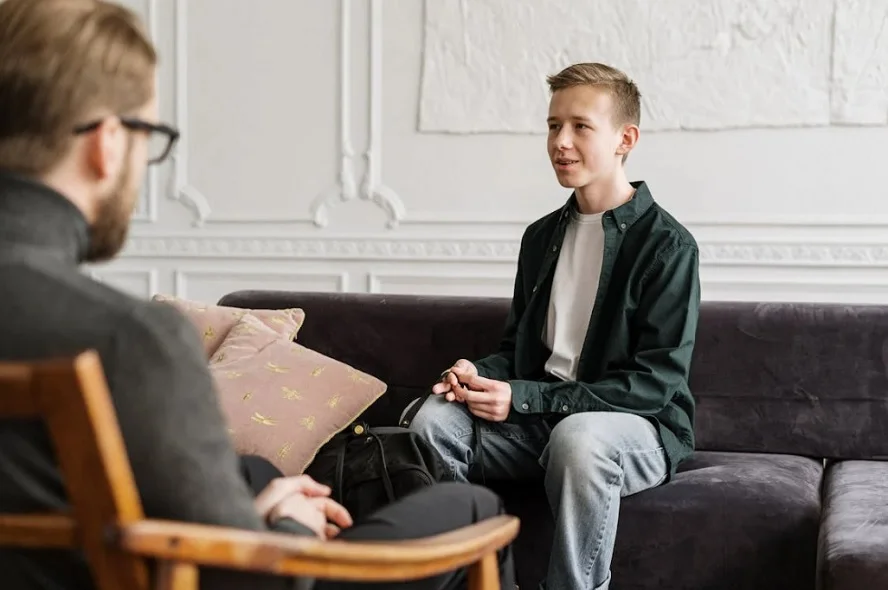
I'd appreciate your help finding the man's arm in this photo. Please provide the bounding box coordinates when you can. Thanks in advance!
[472,236,528,381]
[508,243,700,418]
[105,302,273,531]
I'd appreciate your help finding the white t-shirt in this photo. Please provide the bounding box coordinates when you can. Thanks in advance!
[543,209,606,381]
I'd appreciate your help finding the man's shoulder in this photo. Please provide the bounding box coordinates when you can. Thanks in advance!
[0,259,197,356]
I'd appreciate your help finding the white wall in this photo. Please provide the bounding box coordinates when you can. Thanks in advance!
[91,0,888,305]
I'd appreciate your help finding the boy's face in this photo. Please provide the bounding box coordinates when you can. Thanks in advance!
[546,85,632,190]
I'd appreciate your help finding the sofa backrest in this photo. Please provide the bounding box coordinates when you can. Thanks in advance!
[217,291,888,461]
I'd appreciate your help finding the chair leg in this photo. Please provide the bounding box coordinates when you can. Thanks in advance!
[155,561,198,590]
[468,552,500,590]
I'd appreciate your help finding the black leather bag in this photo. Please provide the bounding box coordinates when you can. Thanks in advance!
[304,419,448,520]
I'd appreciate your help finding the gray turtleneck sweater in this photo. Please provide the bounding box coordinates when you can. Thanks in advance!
[0,172,303,590]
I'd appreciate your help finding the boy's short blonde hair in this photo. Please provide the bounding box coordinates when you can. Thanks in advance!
[0,0,156,175]
[547,62,641,129]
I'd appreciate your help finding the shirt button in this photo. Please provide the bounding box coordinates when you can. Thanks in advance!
[620,222,627,230]
[521,403,529,410]
[562,405,569,412]
[552,245,558,252]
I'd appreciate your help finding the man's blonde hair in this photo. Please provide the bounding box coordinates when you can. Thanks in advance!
[0,0,156,176]
[547,62,641,129]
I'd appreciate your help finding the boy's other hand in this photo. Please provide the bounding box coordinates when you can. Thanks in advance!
[460,375,512,422]
[432,359,478,402]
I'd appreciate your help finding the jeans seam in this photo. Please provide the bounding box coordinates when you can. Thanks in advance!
[582,468,621,584]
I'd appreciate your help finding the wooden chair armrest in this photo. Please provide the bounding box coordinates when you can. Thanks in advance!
[116,515,519,582]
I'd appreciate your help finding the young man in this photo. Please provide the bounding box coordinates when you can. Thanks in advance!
[410,63,701,590]
[0,1,514,589]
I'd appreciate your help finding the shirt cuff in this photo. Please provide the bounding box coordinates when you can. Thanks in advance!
[509,379,545,415]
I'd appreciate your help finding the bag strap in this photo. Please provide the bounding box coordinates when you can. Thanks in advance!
[368,430,396,502]
[334,423,396,504]
[398,393,429,427]
[334,434,348,503]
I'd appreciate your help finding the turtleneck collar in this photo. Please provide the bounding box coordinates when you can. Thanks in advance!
[0,170,90,265]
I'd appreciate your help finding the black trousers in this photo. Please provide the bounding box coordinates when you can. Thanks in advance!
[239,455,516,590]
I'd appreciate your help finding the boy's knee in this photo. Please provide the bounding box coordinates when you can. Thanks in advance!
[409,395,468,436]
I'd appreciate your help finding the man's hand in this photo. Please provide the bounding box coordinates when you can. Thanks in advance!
[458,375,512,422]
[269,494,353,539]
[432,359,478,402]
[254,475,353,539]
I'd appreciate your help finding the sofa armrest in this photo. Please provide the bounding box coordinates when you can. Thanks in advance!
[818,460,888,590]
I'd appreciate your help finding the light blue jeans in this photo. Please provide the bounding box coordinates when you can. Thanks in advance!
[410,395,668,590]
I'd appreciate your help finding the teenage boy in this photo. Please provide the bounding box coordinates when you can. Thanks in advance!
[411,62,701,590]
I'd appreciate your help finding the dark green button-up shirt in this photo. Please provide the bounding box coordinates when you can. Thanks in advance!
[473,181,701,476]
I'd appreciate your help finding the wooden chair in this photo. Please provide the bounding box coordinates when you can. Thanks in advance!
[0,350,518,590]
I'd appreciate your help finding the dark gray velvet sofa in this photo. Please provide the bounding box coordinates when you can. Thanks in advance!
[218,290,888,590]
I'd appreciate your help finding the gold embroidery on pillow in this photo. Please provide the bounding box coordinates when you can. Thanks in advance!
[223,371,243,379]
[232,323,258,336]
[242,391,253,401]
[203,326,215,341]
[300,416,316,431]
[347,368,370,384]
[212,351,226,363]
[328,394,341,408]
[251,412,277,426]
[311,366,325,377]
[265,362,289,374]
[281,387,302,400]
[277,442,293,460]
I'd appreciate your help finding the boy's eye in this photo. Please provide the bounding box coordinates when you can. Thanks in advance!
[548,123,560,130]
[575,123,587,130]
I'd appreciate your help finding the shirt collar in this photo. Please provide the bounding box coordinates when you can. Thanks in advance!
[558,180,655,231]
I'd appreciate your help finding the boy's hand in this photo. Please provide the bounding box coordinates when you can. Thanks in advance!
[432,359,478,402]
[459,375,512,422]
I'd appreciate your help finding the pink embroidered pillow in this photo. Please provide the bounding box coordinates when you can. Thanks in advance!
[209,313,387,475]
[152,294,305,358]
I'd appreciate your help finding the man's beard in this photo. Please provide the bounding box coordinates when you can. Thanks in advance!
[86,158,137,263]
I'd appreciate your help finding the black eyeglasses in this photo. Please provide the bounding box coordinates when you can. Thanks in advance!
[73,116,180,165]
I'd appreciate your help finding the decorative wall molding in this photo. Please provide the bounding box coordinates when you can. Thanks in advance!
[698,243,888,266]
[310,0,359,229]
[122,233,888,267]
[311,0,405,229]
[368,270,515,294]
[173,269,348,299]
[169,0,213,227]
[89,268,159,299]
[131,0,159,224]
[359,0,406,228]
[126,235,520,261]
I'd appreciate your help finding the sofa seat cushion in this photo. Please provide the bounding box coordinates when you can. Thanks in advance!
[818,460,888,590]
[495,451,823,590]
[614,451,823,590]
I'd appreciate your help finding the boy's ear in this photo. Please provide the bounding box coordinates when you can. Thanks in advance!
[616,123,640,157]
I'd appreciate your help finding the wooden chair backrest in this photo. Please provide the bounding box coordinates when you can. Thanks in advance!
[0,350,150,590]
